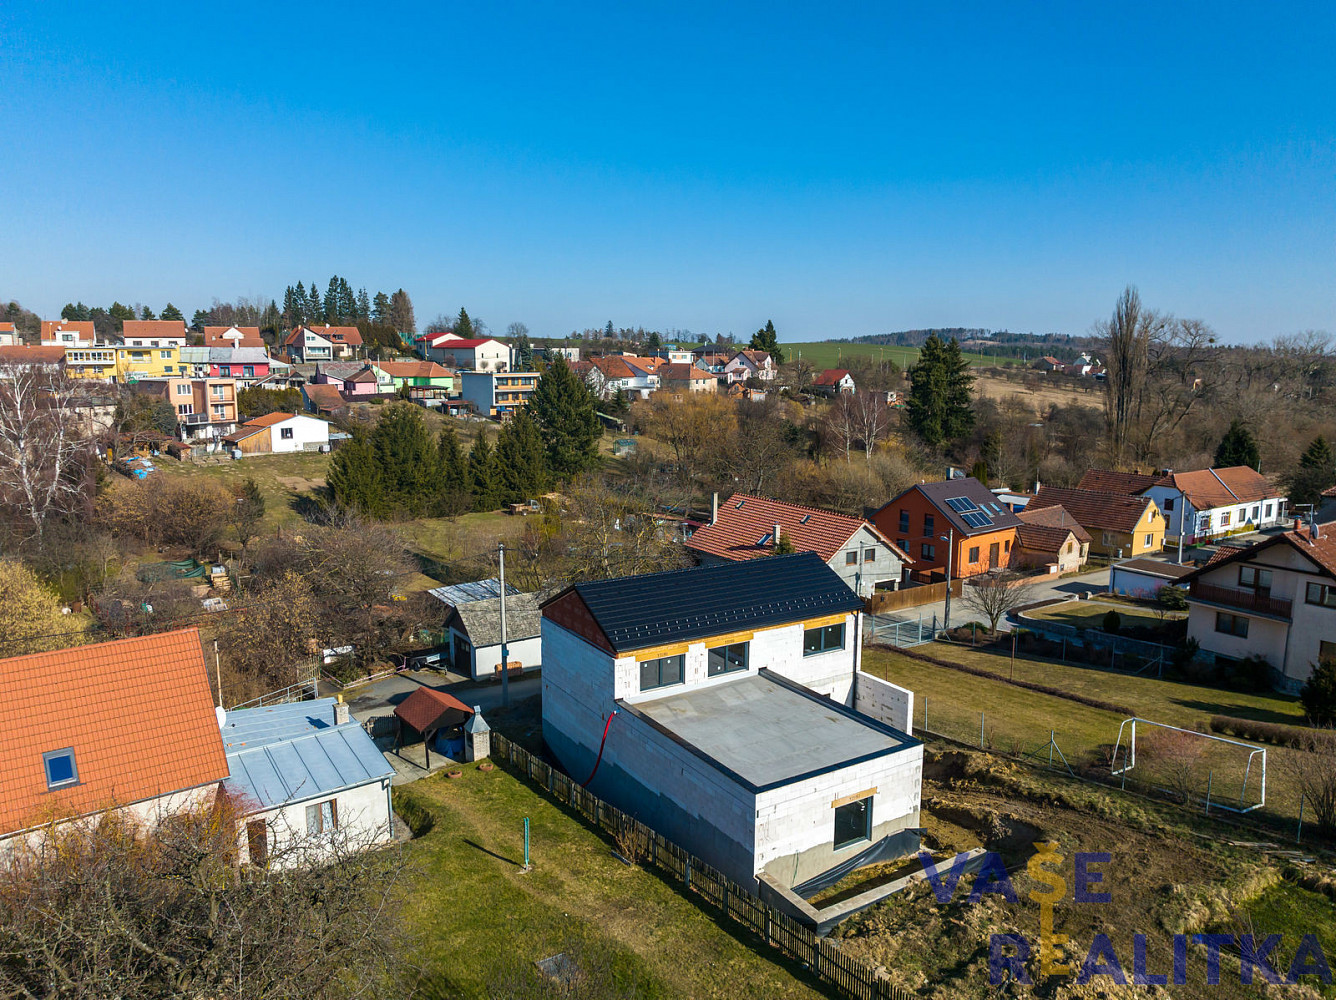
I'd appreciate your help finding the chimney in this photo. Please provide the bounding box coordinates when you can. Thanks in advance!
[333,694,350,726]
[774,522,782,548]
[1034,480,1041,494]
[712,492,719,524]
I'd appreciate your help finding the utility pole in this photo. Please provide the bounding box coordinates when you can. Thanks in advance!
[499,542,510,709]
[942,527,955,630]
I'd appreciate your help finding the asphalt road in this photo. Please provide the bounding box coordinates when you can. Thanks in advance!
[339,668,542,721]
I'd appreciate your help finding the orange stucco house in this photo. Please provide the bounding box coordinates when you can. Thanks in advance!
[872,478,1023,582]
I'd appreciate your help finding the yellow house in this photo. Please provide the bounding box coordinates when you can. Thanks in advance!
[65,345,182,383]
[1027,486,1165,558]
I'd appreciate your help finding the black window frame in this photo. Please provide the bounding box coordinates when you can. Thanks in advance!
[280,427,294,439]
[43,747,79,790]
[803,623,846,657]
[921,543,935,560]
[833,796,873,850]
[640,653,685,691]
[898,510,909,533]
[923,514,935,534]
[707,641,749,677]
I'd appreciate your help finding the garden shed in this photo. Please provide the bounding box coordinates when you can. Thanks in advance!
[393,688,475,766]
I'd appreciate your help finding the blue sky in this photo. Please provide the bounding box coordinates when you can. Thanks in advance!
[1,2,1332,343]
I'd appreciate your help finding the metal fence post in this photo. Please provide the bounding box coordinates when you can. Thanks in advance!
[1297,793,1305,843]
[1205,771,1212,815]
[980,712,985,750]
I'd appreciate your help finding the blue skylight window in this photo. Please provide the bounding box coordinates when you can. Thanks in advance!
[43,748,78,790]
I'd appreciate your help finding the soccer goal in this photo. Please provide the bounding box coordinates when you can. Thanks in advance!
[1110,717,1266,813]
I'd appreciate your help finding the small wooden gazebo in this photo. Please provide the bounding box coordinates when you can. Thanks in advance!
[392,688,474,768]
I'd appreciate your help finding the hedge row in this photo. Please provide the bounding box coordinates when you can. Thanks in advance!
[883,645,1137,717]
[1208,715,1336,751]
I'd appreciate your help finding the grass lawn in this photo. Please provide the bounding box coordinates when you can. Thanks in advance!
[144,449,332,530]
[861,644,1309,823]
[782,341,994,370]
[395,767,833,1000]
[1029,599,1185,631]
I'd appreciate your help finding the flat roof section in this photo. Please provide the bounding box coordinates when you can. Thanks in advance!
[1114,558,1193,579]
[624,672,917,793]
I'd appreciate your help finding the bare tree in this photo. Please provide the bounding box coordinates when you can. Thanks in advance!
[558,474,692,581]
[958,570,1039,632]
[0,797,414,998]
[0,365,96,544]
[822,393,859,462]
[851,391,892,464]
[1283,731,1336,835]
[720,396,797,494]
[1097,286,1160,466]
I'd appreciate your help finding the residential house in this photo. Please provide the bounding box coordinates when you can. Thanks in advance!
[203,325,265,349]
[657,363,716,394]
[724,349,776,383]
[178,345,212,378]
[873,477,1023,581]
[726,383,767,401]
[1034,356,1066,372]
[540,553,923,891]
[582,355,661,399]
[302,382,349,416]
[417,333,510,371]
[221,698,394,864]
[1027,485,1164,557]
[138,377,239,443]
[441,593,543,679]
[209,347,282,385]
[1013,504,1091,574]
[0,345,68,374]
[1177,524,1336,692]
[0,630,230,845]
[1079,466,1287,546]
[67,345,183,383]
[688,493,912,597]
[40,320,96,347]
[224,412,330,455]
[1144,468,1287,545]
[121,319,189,348]
[459,370,539,418]
[992,488,1033,513]
[281,327,335,363]
[693,349,733,374]
[0,322,17,347]
[314,361,388,395]
[1109,559,1193,599]
[812,369,856,395]
[305,325,363,360]
[374,360,454,393]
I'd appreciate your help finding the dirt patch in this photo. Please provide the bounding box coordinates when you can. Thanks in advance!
[276,475,326,491]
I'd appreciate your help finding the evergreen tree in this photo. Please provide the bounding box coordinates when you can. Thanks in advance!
[307,282,323,324]
[1286,436,1336,506]
[339,278,355,318]
[326,433,385,516]
[468,433,501,511]
[494,408,548,504]
[388,289,415,334]
[454,308,475,340]
[61,302,90,322]
[140,305,157,320]
[434,425,470,514]
[645,331,661,351]
[160,303,184,322]
[605,320,615,339]
[1215,419,1260,469]
[293,283,308,325]
[530,356,601,479]
[749,320,786,365]
[905,334,975,448]
[356,288,372,321]
[372,404,438,516]
[372,291,391,325]
[190,309,210,331]
[326,277,342,321]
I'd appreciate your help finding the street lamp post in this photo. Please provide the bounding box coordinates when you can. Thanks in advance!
[941,528,954,630]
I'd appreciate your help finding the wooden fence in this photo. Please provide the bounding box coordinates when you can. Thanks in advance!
[865,579,962,615]
[491,733,918,1000]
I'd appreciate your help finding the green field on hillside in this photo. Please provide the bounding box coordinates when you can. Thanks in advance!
[781,341,999,369]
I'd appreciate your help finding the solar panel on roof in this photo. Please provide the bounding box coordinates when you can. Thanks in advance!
[961,510,993,528]
[944,496,979,513]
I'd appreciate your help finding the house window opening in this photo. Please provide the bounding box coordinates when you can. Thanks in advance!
[707,641,748,677]
[640,653,685,691]
[803,623,845,657]
[833,796,872,850]
[306,798,338,834]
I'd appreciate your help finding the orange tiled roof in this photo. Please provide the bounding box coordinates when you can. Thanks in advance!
[241,411,305,428]
[1077,468,1163,494]
[0,345,66,364]
[202,326,264,349]
[302,383,347,411]
[658,363,712,381]
[376,360,450,378]
[0,629,229,837]
[394,687,472,735]
[688,493,910,565]
[0,322,16,334]
[1015,503,1092,553]
[309,325,363,346]
[1028,486,1156,534]
[1160,467,1281,510]
[813,368,851,386]
[40,320,95,340]
[122,320,187,339]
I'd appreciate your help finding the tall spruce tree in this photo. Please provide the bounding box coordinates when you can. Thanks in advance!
[905,334,975,448]
[325,277,342,321]
[307,282,322,324]
[372,404,438,515]
[530,356,601,479]
[494,408,548,504]
[749,320,785,364]
[454,308,475,340]
[372,291,391,325]
[1215,419,1260,469]
[326,433,385,516]
[1286,436,1335,506]
[161,303,184,322]
[356,288,372,321]
[435,425,470,515]
[468,433,501,511]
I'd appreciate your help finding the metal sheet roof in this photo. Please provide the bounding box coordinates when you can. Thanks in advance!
[221,699,391,810]
[428,578,520,607]
[555,551,863,653]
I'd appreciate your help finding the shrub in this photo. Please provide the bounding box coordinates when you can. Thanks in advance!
[1220,655,1273,694]
[1158,585,1189,611]
[1102,610,1121,634]
[1208,715,1336,751]
[1301,658,1336,726]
